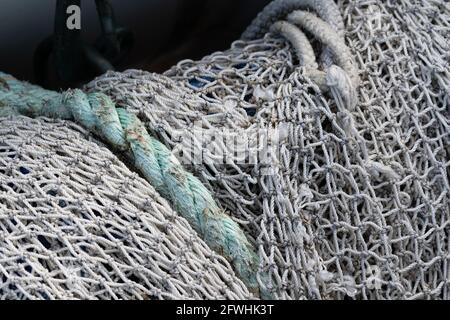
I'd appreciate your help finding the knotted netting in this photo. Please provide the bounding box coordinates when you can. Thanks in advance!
[86,0,450,299]
[0,116,252,299]
[1,0,450,300]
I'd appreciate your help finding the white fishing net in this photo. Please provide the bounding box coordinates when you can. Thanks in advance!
[1,0,449,300]
[0,116,252,300]
[86,0,450,300]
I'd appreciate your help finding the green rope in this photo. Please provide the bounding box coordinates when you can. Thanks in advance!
[0,72,269,298]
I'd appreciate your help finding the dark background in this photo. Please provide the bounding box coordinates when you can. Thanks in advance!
[0,0,270,89]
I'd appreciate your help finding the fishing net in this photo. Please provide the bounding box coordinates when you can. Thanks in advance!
[0,116,252,299]
[86,0,450,299]
[1,0,450,300]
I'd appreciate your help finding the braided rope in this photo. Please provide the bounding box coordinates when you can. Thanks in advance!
[0,72,267,298]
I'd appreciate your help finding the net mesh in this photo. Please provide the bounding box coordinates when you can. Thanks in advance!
[0,116,252,299]
[1,0,449,299]
[86,0,450,299]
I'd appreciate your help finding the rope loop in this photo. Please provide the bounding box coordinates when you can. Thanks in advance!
[244,0,359,111]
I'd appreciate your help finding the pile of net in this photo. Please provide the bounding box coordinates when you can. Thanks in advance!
[0,116,252,299]
[1,0,450,299]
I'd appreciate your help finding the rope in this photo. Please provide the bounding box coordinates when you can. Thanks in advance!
[269,13,359,112]
[242,0,345,41]
[242,0,345,69]
[0,72,267,298]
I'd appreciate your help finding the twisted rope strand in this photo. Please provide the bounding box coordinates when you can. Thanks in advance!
[287,10,359,88]
[0,72,267,298]
[242,0,359,110]
[270,21,318,68]
[269,16,358,110]
[242,0,344,40]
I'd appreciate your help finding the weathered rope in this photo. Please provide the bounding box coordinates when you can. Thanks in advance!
[242,0,344,68]
[268,8,359,111]
[0,72,267,298]
[242,0,345,41]
[0,116,254,300]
